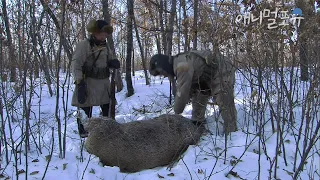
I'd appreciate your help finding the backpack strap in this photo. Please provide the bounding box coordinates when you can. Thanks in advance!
[81,38,103,78]
[87,38,102,67]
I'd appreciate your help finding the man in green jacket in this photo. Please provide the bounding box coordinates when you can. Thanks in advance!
[149,50,237,133]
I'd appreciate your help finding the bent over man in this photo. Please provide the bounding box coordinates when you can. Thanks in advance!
[149,50,237,133]
[71,19,120,137]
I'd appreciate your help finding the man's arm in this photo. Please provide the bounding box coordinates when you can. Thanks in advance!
[174,61,194,114]
[106,43,120,68]
[72,41,88,82]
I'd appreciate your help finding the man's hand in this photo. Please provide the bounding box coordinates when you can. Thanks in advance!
[108,59,120,69]
[76,79,87,104]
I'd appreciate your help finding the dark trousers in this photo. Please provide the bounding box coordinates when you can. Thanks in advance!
[80,104,110,118]
[77,104,109,137]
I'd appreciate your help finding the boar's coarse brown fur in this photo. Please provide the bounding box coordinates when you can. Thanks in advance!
[84,114,204,172]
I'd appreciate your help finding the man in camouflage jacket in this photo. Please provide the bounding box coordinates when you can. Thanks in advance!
[149,50,237,133]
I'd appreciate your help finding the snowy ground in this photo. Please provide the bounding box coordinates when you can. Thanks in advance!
[0,70,319,180]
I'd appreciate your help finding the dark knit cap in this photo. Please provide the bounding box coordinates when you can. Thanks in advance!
[149,54,174,76]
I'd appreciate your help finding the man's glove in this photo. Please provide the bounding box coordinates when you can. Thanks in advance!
[108,59,120,69]
[76,79,87,104]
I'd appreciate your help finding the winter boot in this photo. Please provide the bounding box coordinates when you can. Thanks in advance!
[75,109,89,138]
[77,118,88,138]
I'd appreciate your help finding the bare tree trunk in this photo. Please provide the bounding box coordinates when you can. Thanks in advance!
[145,4,161,54]
[133,17,150,85]
[102,0,115,51]
[192,0,198,50]
[155,34,161,54]
[297,0,311,81]
[126,0,134,97]
[132,50,135,77]
[177,3,181,53]
[299,41,308,81]
[102,0,117,118]
[144,36,150,65]
[166,0,177,105]
[36,11,53,97]
[0,32,9,165]
[166,0,176,57]
[2,0,17,82]
[159,0,167,54]
[17,1,33,177]
[17,0,22,81]
[30,3,52,96]
[298,19,308,81]
[0,49,2,167]
[181,0,189,51]
[102,0,124,92]
[121,21,126,74]
[28,0,40,79]
[55,0,67,158]
[39,0,73,61]
[36,34,54,96]
[32,15,40,79]
[80,0,86,39]
[232,0,238,68]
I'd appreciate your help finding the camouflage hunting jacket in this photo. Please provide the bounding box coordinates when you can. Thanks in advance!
[173,50,235,114]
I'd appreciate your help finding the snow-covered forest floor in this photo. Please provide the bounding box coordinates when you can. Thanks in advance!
[0,69,319,180]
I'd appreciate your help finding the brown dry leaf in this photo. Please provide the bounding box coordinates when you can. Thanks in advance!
[45,155,51,162]
[283,169,293,176]
[167,173,174,176]
[63,163,68,170]
[32,159,39,163]
[17,169,25,175]
[229,170,239,177]
[30,171,39,175]
[157,174,164,178]
[251,90,258,98]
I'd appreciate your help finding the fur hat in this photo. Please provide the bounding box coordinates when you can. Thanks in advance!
[86,19,113,34]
